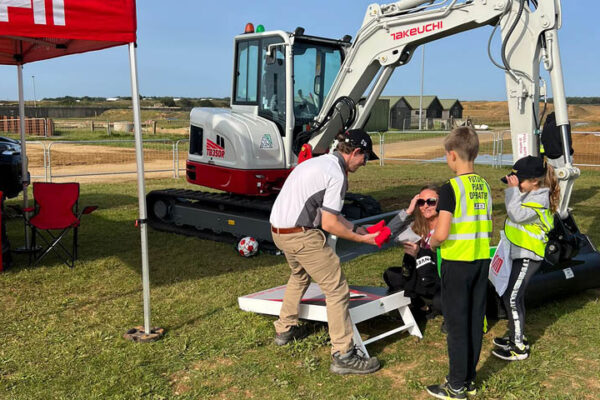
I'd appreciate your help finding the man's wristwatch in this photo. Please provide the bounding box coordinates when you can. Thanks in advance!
[352,224,359,233]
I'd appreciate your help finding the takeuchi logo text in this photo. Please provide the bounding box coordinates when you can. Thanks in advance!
[206,139,225,158]
[390,21,443,40]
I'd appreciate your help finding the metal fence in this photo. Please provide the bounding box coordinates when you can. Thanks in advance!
[26,139,189,182]
[21,130,600,183]
[373,130,600,168]
[0,117,51,136]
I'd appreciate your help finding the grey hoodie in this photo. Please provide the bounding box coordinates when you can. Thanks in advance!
[504,186,551,261]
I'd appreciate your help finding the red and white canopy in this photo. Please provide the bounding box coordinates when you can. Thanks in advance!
[0,0,137,65]
[1,1,156,336]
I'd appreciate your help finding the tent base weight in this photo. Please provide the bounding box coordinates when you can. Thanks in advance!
[123,326,165,342]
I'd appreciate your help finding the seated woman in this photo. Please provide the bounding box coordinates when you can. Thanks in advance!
[383,185,441,318]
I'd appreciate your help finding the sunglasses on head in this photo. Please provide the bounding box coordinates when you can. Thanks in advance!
[416,198,438,207]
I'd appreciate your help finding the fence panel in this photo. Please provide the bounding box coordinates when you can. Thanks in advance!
[491,130,600,168]
[570,131,600,167]
[25,141,48,181]
[46,139,179,181]
[175,139,189,178]
[1,117,49,136]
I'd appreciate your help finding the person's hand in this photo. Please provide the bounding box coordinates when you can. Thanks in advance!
[402,241,419,257]
[407,194,420,215]
[360,232,379,246]
[506,175,519,187]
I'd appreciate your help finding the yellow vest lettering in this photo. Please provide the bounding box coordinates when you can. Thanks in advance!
[440,174,492,261]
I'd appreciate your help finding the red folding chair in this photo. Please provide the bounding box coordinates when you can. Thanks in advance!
[22,182,97,268]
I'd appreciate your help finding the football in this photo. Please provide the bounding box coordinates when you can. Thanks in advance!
[237,236,259,257]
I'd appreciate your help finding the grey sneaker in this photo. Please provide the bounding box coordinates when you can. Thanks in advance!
[274,325,308,346]
[426,382,467,399]
[330,346,380,375]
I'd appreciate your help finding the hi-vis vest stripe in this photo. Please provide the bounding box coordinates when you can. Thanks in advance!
[441,174,492,261]
[504,201,554,257]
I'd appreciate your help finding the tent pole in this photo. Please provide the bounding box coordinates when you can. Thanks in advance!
[124,42,163,342]
[17,65,31,249]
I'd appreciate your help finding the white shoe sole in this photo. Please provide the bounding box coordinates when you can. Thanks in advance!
[492,349,529,361]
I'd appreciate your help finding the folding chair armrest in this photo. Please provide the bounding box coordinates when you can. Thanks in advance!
[8,204,34,216]
[81,205,98,216]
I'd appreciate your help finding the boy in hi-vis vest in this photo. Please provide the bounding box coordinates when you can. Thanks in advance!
[492,155,558,361]
[426,127,492,400]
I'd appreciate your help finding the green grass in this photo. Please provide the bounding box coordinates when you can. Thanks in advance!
[380,130,447,142]
[1,164,600,399]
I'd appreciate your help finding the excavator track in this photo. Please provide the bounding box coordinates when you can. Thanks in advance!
[146,189,382,250]
[146,188,278,250]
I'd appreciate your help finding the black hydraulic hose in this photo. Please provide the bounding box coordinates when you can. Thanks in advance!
[293,96,357,155]
[501,0,525,79]
[308,95,356,134]
[487,18,505,71]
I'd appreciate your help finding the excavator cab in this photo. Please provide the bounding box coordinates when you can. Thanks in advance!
[186,27,348,196]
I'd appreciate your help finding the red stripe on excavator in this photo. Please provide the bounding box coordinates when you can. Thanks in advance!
[186,160,291,196]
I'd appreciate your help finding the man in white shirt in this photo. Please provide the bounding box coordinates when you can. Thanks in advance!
[270,129,381,375]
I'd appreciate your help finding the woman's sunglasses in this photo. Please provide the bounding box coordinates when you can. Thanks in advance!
[416,198,438,207]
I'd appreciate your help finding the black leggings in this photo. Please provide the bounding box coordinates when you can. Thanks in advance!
[501,258,542,346]
[441,259,489,389]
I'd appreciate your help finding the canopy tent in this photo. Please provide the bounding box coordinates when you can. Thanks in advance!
[1,0,158,338]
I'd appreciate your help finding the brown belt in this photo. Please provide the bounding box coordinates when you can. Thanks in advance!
[271,226,310,234]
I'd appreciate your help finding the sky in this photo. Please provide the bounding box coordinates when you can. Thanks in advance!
[0,0,598,101]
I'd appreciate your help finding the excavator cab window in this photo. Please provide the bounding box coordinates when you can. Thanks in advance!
[234,40,259,104]
[259,37,287,134]
[292,41,342,129]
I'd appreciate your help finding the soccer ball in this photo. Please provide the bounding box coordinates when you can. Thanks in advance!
[237,236,259,257]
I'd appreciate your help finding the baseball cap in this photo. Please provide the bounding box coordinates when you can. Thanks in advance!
[344,129,379,161]
[501,155,546,183]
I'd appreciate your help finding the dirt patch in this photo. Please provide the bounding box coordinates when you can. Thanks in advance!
[169,357,235,396]
[382,131,495,159]
[27,142,186,183]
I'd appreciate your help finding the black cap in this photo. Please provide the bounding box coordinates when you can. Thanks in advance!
[501,155,546,184]
[344,129,379,161]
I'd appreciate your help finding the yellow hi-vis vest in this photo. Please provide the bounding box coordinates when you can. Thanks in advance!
[440,174,492,261]
[504,201,554,257]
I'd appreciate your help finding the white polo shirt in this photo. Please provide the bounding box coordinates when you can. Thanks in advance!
[270,152,348,228]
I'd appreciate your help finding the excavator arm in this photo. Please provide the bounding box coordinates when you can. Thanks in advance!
[307,0,576,216]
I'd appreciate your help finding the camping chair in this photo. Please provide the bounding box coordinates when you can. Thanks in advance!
[21,182,97,268]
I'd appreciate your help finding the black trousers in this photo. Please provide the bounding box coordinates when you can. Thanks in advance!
[501,258,541,346]
[441,259,489,389]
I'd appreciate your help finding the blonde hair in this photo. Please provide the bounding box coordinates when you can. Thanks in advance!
[544,164,560,213]
[529,163,560,213]
[412,185,439,239]
[444,126,479,161]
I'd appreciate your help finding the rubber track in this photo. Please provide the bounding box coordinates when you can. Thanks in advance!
[146,189,278,251]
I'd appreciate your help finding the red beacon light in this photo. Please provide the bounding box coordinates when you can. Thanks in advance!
[244,23,255,34]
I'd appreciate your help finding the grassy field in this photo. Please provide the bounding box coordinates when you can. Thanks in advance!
[2,163,600,399]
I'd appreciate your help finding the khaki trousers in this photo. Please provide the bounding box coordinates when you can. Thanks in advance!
[272,229,354,354]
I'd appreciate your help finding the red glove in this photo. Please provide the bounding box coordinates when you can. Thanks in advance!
[375,226,391,248]
[366,220,386,234]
